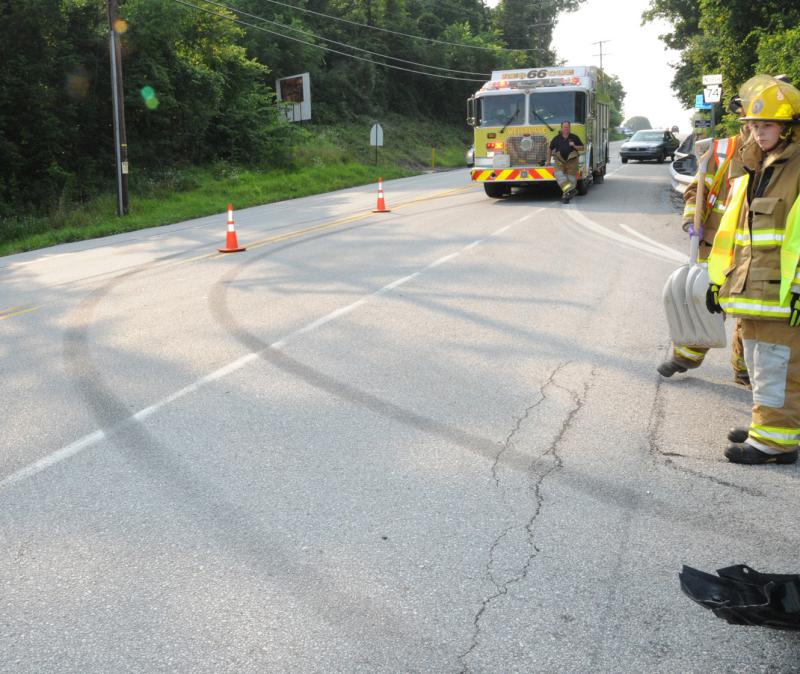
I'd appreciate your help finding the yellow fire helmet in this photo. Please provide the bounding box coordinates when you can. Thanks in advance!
[739,74,800,122]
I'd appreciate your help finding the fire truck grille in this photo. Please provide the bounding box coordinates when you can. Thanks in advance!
[507,134,548,166]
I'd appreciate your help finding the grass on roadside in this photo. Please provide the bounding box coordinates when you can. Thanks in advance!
[0,115,471,257]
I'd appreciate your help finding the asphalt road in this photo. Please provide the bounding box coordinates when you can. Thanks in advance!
[1,144,799,673]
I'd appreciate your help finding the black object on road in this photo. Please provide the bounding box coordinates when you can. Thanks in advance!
[679,564,800,630]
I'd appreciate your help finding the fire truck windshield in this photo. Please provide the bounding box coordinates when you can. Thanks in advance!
[478,94,525,127]
[530,91,586,125]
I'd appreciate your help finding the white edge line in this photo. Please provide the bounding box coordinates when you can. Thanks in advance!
[0,431,106,491]
[1,212,538,494]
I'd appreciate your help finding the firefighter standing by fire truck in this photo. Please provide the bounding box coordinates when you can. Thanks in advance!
[658,98,750,385]
[707,75,800,465]
[548,121,584,203]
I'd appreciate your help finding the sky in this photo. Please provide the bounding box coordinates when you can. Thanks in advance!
[502,0,693,132]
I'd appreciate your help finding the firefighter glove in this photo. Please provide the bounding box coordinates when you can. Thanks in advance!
[706,284,722,314]
[790,293,800,327]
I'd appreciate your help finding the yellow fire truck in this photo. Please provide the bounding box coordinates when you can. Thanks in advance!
[467,66,611,198]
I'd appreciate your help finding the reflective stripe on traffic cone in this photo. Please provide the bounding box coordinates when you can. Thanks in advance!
[219,202,246,253]
[372,177,391,213]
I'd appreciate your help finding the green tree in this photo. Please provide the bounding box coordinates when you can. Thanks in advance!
[0,0,108,212]
[756,25,800,86]
[624,116,652,131]
[495,0,583,60]
[122,0,289,166]
[605,74,626,130]
[643,0,800,109]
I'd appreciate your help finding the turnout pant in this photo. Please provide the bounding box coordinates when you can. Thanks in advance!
[740,319,800,454]
[672,319,747,374]
[553,157,579,194]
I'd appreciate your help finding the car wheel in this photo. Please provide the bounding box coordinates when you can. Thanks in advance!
[577,178,589,196]
[656,151,665,164]
[621,157,628,164]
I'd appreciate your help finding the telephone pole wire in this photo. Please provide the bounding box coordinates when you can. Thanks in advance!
[108,0,129,216]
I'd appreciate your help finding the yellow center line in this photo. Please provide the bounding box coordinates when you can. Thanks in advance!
[218,184,479,255]
[0,305,41,321]
[0,183,481,320]
[0,305,24,316]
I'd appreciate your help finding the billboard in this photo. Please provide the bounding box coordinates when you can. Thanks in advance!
[276,72,311,122]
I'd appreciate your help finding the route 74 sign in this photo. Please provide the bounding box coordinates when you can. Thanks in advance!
[704,85,722,103]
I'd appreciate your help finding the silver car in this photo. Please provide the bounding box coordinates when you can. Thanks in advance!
[620,129,680,164]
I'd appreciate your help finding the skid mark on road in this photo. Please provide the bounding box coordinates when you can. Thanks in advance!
[563,207,685,263]
[0,184,482,323]
[0,208,543,494]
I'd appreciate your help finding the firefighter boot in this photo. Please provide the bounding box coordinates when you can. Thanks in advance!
[727,427,749,443]
[657,359,688,378]
[724,442,798,465]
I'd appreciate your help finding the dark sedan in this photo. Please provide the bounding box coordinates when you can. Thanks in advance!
[620,129,680,164]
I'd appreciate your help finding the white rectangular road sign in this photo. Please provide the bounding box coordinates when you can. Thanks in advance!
[702,74,722,86]
[704,85,722,103]
[370,123,384,147]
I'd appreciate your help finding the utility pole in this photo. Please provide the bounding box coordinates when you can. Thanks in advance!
[107,0,129,215]
[592,39,610,92]
[592,39,610,72]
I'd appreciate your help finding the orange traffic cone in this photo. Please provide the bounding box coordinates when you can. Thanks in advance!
[218,203,246,253]
[372,177,391,213]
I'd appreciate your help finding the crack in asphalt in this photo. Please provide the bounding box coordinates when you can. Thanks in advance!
[458,364,594,673]
[646,357,765,498]
[490,361,572,487]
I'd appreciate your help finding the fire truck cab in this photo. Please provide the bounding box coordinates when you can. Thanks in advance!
[468,66,611,198]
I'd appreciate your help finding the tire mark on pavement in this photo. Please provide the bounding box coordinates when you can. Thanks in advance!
[207,220,547,476]
[59,258,413,646]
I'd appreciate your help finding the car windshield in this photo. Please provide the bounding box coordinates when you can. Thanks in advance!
[630,131,664,142]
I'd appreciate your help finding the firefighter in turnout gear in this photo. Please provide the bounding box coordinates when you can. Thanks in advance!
[658,103,750,385]
[707,75,800,464]
[549,121,585,203]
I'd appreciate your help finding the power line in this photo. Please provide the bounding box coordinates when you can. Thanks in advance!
[243,0,555,52]
[199,0,490,76]
[172,0,488,81]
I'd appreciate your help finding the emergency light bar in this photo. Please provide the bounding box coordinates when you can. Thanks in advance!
[481,76,583,91]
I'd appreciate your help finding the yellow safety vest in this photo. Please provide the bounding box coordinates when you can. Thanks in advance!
[708,175,800,307]
[705,136,737,216]
[682,136,739,222]
[707,175,748,286]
